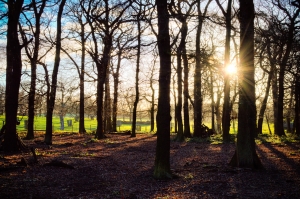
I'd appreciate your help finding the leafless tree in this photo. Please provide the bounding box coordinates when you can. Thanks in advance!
[44,0,67,145]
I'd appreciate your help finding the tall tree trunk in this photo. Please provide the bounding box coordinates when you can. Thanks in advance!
[215,90,222,133]
[169,2,193,139]
[82,0,113,139]
[210,68,215,132]
[104,67,112,133]
[172,73,178,134]
[96,75,105,138]
[95,36,112,139]
[175,49,184,141]
[112,51,121,132]
[154,0,172,179]
[257,70,273,135]
[275,6,300,136]
[59,84,65,131]
[286,87,294,133]
[194,0,211,137]
[169,0,196,139]
[183,39,191,138]
[174,18,185,140]
[230,0,263,169]
[295,71,300,135]
[272,69,278,135]
[79,22,86,134]
[3,0,24,152]
[131,13,141,137]
[221,0,232,143]
[59,114,64,130]
[26,59,37,139]
[193,0,202,137]
[277,63,286,136]
[44,0,66,145]
[60,16,87,134]
[25,0,46,139]
[150,72,155,132]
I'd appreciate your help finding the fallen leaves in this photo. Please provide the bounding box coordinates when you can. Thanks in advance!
[0,133,299,198]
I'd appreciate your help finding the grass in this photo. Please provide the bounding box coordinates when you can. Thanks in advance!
[186,132,299,145]
[1,115,298,145]
[256,132,300,144]
[186,133,236,144]
[0,115,153,134]
[0,115,273,135]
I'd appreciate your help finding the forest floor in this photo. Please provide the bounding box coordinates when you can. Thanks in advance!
[0,132,300,199]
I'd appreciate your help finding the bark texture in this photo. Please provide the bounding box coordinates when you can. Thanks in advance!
[44,0,66,144]
[154,0,172,179]
[3,0,24,152]
[230,0,263,169]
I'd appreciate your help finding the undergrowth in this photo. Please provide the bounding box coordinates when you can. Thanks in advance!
[184,133,300,145]
[186,133,235,144]
[256,133,300,144]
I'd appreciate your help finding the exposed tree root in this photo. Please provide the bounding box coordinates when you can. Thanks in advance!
[229,150,264,170]
[0,125,37,163]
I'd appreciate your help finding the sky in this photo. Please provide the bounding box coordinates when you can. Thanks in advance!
[0,1,7,85]
[0,0,290,113]
[0,1,6,85]
[0,1,7,39]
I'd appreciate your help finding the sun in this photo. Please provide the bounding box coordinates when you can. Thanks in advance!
[225,64,237,74]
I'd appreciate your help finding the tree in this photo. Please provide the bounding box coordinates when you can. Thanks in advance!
[111,27,135,132]
[295,54,300,135]
[19,0,47,139]
[255,22,277,135]
[131,1,143,137]
[293,0,300,136]
[193,0,212,137]
[144,55,158,132]
[215,0,233,142]
[256,65,273,136]
[64,0,91,134]
[111,45,122,132]
[171,64,178,134]
[229,0,263,169]
[44,0,67,145]
[169,0,196,141]
[208,54,221,132]
[2,0,24,152]
[154,0,173,179]
[272,0,300,136]
[254,0,300,137]
[83,0,132,139]
[104,65,112,133]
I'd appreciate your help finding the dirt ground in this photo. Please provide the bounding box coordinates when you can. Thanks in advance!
[0,133,300,199]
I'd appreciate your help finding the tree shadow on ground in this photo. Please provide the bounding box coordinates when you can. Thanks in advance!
[1,134,300,198]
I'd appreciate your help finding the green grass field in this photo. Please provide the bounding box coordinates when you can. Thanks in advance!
[1,115,298,145]
[0,115,275,135]
[0,115,153,133]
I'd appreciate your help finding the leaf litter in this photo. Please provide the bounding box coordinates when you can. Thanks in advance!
[0,133,300,198]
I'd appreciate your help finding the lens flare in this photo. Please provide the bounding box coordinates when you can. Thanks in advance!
[225,64,237,74]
